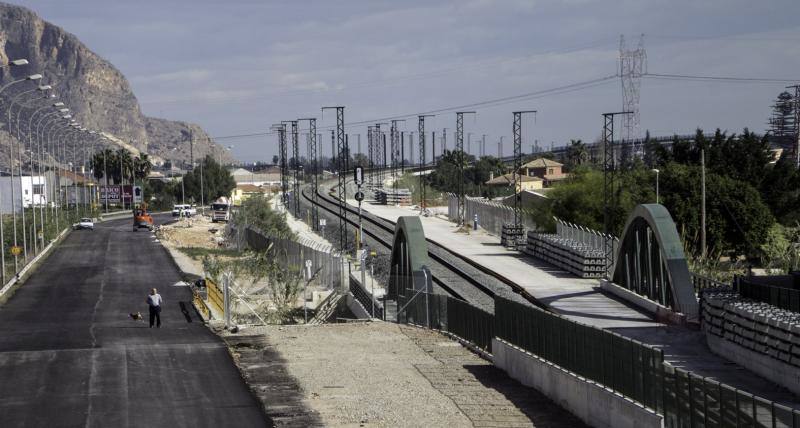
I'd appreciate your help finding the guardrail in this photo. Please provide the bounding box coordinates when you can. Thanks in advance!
[736,276,800,313]
[397,291,800,427]
[691,273,732,294]
[349,274,384,319]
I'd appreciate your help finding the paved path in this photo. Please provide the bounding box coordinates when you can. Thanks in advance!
[350,200,658,329]
[0,215,268,427]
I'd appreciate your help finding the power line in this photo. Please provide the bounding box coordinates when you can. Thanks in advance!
[644,72,799,84]
[211,74,618,141]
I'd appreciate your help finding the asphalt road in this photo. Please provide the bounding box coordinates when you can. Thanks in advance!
[0,214,269,427]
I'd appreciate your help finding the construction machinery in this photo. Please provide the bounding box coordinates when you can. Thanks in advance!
[133,203,154,232]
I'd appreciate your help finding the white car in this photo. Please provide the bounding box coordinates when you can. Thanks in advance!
[172,204,197,217]
[73,217,94,230]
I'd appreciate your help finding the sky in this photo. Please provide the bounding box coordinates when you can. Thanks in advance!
[12,0,800,162]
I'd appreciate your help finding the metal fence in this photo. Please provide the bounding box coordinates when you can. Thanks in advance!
[244,226,342,290]
[736,276,800,313]
[661,365,800,427]
[349,273,384,319]
[446,193,536,236]
[494,295,663,411]
[554,217,615,253]
[691,273,732,295]
[397,291,800,426]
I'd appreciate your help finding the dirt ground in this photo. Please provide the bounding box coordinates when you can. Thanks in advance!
[157,215,225,249]
[223,322,586,428]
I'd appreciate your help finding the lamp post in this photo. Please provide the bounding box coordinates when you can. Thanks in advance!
[651,168,660,204]
[6,78,44,263]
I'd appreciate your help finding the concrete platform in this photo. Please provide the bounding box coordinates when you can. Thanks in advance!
[348,199,658,329]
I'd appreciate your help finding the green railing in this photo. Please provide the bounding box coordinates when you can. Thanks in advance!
[661,365,800,427]
[691,273,732,294]
[736,276,800,313]
[397,292,800,426]
[494,295,664,411]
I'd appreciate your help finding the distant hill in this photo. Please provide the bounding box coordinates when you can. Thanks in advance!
[0,2,235,166]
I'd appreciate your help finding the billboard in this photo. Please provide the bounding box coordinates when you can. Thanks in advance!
[100,185,142,204]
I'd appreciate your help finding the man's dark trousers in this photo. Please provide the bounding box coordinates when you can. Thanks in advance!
[149,305,161,328]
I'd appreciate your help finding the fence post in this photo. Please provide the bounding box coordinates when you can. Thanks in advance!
[223,271,231,329]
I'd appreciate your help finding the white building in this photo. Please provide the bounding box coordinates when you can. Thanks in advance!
[0,175,47,213]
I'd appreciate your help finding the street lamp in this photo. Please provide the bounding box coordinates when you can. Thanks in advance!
[651,168,660,204]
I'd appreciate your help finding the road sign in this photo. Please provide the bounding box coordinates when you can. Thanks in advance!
[305,260,312,268]
[10,246,22,256]
[358,249,367,261]
[354,166,364,185]
[319,218,327,227]
[354,191,364,202]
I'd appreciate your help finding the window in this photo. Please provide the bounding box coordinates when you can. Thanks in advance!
[24,189,29,195]
[548,168,553,175]
[33,184,44,195]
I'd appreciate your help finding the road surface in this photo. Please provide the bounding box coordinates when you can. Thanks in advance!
[0,215,269,427]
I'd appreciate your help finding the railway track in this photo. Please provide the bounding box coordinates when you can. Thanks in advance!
[300,181,547,311]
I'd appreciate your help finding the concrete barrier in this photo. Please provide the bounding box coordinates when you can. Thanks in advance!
[599,279,686,325]
[492,338,663,428]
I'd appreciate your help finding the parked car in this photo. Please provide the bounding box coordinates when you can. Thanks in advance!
[73,217,94,230]
[171,204,197,217]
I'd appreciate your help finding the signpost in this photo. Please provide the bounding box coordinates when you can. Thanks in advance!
[354,166,364,257]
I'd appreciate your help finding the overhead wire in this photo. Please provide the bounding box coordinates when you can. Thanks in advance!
[211,74,619,141]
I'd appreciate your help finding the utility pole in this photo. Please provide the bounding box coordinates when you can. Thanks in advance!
[408,132,415,166]
[498,136,505,158]
[442,128,447,153]
[481,134,486,158]
[431,131,436,164]
[367,126,374,191]
[418,115,435,211]
[374,123,388,189]
[391,120,405,198]
[322,106,347,252]
[602,111,632,278]
[282,120,300,217]
[401,131,405,173]
[513,112,536,230]
[272,123,288,209]
[701,149,707,259]
[787,84,800,167]
[455,111,476,226]
[299,118,318,230]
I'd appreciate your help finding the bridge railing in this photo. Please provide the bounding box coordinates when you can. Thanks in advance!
[398,291,800,426]
[735,275,800,313]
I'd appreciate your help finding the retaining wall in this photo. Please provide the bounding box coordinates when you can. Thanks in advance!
[492,338,663,428]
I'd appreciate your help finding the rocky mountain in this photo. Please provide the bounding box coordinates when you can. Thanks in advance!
[0,2,235,167]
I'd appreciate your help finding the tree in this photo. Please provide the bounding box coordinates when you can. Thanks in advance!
[133,153,152,181]
[235,194,294,240]
[179,155,235,203]
[769,91,796,149]
[565,139,587,169]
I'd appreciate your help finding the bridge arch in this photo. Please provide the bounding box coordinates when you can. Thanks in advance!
[388,217,432,318]
[611,204,698,318]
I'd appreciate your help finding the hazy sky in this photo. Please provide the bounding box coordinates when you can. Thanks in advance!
[13,0,800,162]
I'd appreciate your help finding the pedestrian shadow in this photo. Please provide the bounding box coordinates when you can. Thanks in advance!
[179,301,194,323]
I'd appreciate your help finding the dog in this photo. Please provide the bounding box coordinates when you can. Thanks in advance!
[129,311,143,321]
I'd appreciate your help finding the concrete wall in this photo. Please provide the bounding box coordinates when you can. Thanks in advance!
[492,338,663,428]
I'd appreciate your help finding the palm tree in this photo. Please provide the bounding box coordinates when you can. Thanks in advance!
[566,139,587,168]
[134,153,151,181]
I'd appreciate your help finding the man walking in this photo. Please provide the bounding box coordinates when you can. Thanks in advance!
[146,288,163,328]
